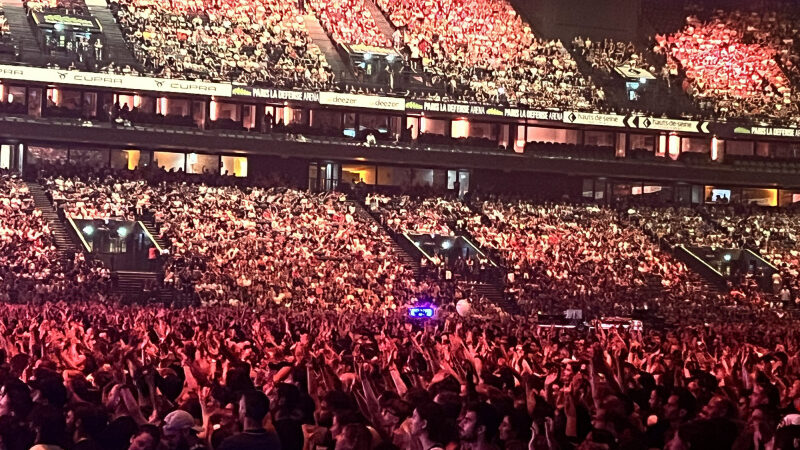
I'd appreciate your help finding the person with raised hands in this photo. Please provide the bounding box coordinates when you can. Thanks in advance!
[217,389,281,450]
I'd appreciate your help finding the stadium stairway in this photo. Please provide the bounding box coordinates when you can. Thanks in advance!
[453,222,505,267]
[363,0,395,43]
[139,217,168,250]
[695,208,733,236]
[469,281,520,315]
[620,211,728,292]
[3,0,44,64]
[445,217,521,314]
[86,0,141,69]
[390,236,422,278]
[460,202,508,265]
[25,182,77,254]
[352,196,521,314]
[567,47,639,116]
[114,271,175,304]
[350,197,422,278]
[302,15,353,82]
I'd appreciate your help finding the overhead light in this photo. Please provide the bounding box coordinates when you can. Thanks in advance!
[82,225,94,235]
[117,227,128,238]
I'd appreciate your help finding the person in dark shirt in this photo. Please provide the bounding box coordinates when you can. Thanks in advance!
[218,390,281,450]
[273,383,304,450]
[103,415,139,450]
[69,404,108,450]
[100,385,139,450]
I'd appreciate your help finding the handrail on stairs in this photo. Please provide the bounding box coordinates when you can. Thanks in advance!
[66,216,92,252]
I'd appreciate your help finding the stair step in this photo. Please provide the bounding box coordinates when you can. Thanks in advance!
[351,196,520,314]
[362,0,395,43]
[350,198,421,278]
[113,271,164,299]
[2,1,43,64]
[85,0,141,69]
[139,221,169,251]
[302,14,352,81]
[26,181,77,252]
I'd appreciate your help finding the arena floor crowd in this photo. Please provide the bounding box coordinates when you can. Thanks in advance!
[0,163,797,450]
[0,0,799,448]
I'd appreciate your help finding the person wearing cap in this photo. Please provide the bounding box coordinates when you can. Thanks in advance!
[218,390,281,450]
[162,410,206,450]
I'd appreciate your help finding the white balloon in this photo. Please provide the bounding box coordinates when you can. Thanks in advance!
[456,300,472,317]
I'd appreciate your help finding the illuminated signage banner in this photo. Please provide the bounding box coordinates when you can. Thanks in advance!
[563,111,627,127]
[405,99,562,121]
[343,44,400,57]
[0,62,788,138]
[563,111,711,133]
[319,92,405,111]
[503,108,563,121]
[231,85,319,102]
[0,64,232,96]
[637,117,710,133]
[33,12,101,31]
[735,126,800,138]
[404,100,504,117]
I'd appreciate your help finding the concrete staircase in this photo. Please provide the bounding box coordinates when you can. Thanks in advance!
[363,0,395,44]
[119,217,180,303]
[352,195,522,313]
[2,0,44,64]
[114,270,175,303]
[302,14,352,82]
[351,199,421,277]
[469,281,520,314]
[139,216,168,250]
[389,233,421,277]
[454,204,522,314]
[86,0,140,69]
[26,182,77,254]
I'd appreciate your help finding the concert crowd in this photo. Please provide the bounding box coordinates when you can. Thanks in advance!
[0,164,796,450]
